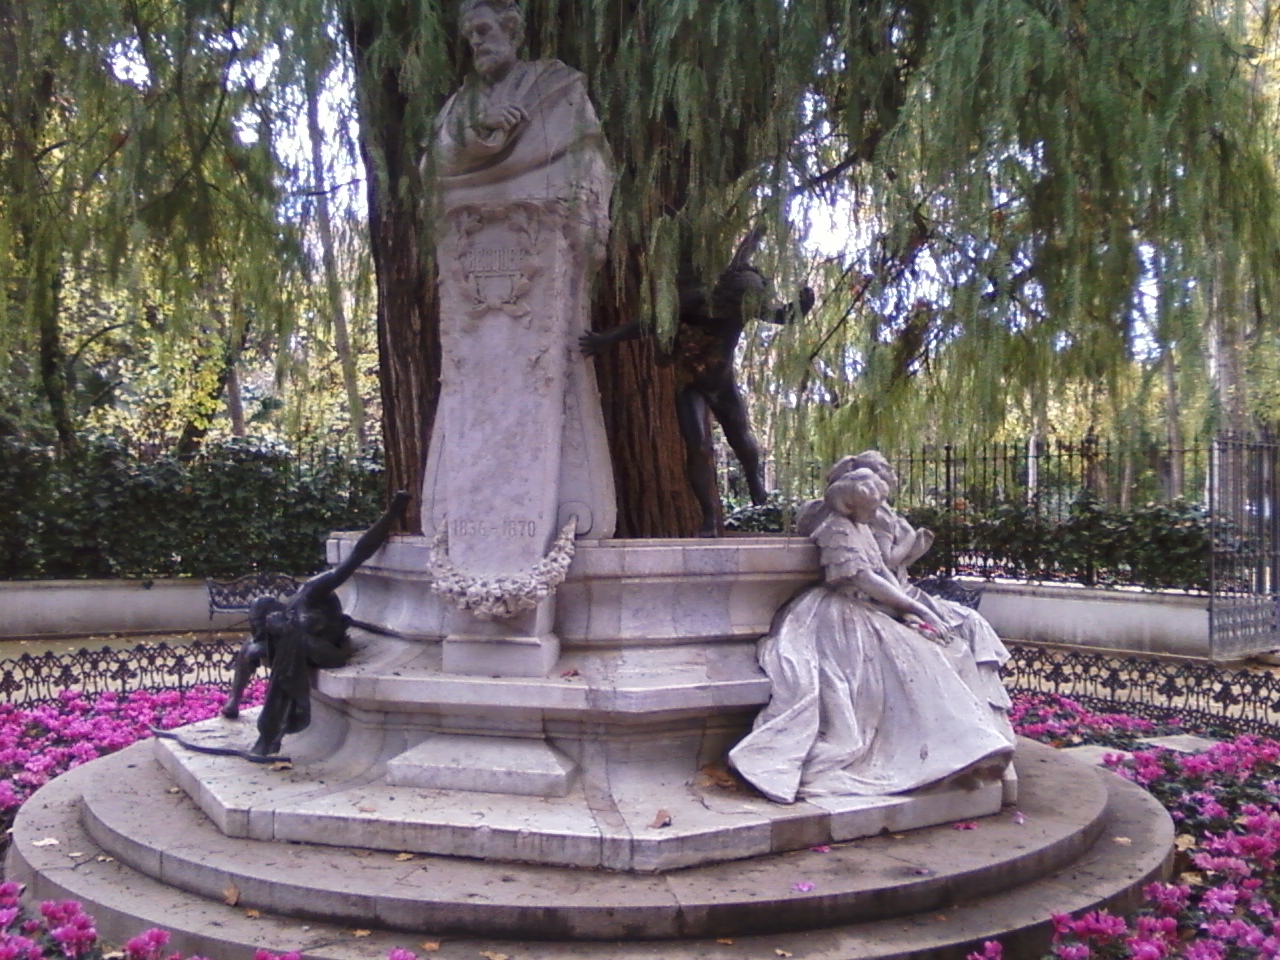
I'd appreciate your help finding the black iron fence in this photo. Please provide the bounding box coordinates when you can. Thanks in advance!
[889,437,1207,520]
[1005,644,1280,739]
[1209,433,1280,660]
[883,437,1210,586]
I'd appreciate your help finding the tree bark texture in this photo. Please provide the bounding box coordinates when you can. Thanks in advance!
[346,11,440,534]
[591,254,703,538]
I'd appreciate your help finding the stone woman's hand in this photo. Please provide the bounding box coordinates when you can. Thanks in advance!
[903,612,948,644]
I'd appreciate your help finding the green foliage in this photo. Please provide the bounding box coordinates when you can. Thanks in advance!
[0,435,384,580]
[903,496,1212,591]
[723,494,800,534]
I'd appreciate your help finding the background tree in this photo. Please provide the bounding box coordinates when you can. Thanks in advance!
[5,0,1280,539]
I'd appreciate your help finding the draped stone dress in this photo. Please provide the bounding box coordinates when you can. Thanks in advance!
[729,514,1015,804]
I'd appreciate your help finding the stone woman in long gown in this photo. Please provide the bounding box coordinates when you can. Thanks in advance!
[796,450,1014,741]
[730,469,1014,804]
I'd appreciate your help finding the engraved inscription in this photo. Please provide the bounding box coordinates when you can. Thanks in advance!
[463,246,522,275]
[451,518,538,538]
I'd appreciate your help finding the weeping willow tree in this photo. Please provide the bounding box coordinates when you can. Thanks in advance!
[746,0,1280,486]
[5,0,1278,534]
[346,0,1280,533]
[0,0,377,456]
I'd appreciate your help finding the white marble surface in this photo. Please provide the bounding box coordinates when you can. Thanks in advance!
[386,734,577,797]
[328,535,820,644]
[154,713,1012,871]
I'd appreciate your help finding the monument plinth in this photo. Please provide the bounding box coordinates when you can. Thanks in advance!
[420,29,615,676]
[423,200,614,678]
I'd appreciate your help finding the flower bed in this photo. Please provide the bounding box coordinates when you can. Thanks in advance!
[0,682,265,841]
[2,688,1279,959]
[995,695,1280,959]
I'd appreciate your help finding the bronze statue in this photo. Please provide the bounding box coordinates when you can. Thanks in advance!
[221,491,410,756]
[581,230,813,535]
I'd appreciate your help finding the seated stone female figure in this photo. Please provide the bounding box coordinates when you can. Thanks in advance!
[729,469,1014,803]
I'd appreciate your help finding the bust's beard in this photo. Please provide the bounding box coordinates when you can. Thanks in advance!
[474,52,514,82]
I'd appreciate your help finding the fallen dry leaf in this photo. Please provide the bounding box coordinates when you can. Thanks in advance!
[352,850,373,858]
[479,952,508,960]
[67,851,84,858]
[223,884,240,907]
[166,787,180,794]
[775,951,793,958]
[1175,834,1197,851]
[270,761,293,772]
[358,804,378,813]
[31,838,59,847]
[244,908,261,919]
[698,764,738,789]
[1180,871,1204,886]
[1112,836,1133,846]
[95,856,114,863]
[352,930,372,938]
[394,852,415,862]
[103,952,124,960]
[420,943,441,953]
[715,939,735,945]
[890,833,905,840]
[649,808,673,829]
[559,668,580,678]
[935,914,949,922]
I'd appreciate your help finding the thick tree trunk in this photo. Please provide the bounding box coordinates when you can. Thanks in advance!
[34,252,75,453]
[592,255,703,538]
[346,11,440,534]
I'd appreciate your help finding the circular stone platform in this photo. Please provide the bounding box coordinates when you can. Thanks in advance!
[8,739,1172,959]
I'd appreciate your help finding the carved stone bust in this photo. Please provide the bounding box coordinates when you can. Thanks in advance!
[433,0,612,220]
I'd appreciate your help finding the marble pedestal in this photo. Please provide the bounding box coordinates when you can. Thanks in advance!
[153,537,1015,872]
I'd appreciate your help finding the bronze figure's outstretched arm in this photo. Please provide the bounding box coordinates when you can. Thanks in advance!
[305,491,411,598]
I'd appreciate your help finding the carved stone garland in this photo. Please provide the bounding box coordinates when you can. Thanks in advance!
[427,517,579,620]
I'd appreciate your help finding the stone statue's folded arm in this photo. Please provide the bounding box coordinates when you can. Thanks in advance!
[434,60,604,190]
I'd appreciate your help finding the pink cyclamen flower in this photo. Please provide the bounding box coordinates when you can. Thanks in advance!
[965,941,1002,959]
[791,882,815,892]
[124,927,171,960]
[387,949,418,960]
[953,821,979,830]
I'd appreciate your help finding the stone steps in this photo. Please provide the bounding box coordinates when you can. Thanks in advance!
[150,711,1012,871]
[8,740,1172,959]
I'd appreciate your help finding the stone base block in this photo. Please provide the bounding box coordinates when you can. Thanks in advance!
[1002,764,1019,805]
[441,634,560,677]
[385,735,575,797]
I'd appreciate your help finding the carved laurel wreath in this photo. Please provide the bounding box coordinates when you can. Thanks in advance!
[427,517,578,620]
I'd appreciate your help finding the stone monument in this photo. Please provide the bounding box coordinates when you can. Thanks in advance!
[6,9,1175,957]
[420,0,616,678]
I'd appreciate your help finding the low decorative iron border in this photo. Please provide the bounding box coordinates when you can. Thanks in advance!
[0,638,239,707]
[1002,643,1280,739]
[2,637,1280,740]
